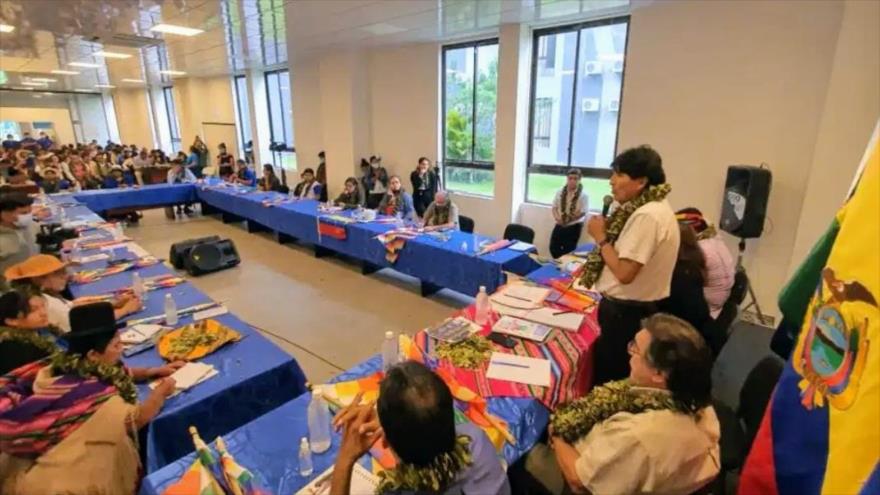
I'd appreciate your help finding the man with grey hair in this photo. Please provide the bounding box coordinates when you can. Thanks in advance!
[422,190,460,230]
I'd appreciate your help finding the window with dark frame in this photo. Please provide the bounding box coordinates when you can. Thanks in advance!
[233,75,252,156]
[526,17,630,205]
[162,86,181,153]
[264,69,293,150]
[441,39,499,197]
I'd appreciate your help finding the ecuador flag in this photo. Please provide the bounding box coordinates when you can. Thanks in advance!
[739,122,880,494]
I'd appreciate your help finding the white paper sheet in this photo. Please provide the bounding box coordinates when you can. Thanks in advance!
[521,307,584,331]
[193,306,229,321]
[119,324,166,344]
[486,353,551,387]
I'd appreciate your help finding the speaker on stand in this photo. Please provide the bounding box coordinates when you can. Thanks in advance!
[720,164,772,324]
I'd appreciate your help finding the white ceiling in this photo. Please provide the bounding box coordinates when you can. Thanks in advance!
[0,0,628,93]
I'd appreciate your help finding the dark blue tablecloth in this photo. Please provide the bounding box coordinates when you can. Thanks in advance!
[139,355,549,495]
[197,187,539,295]
[51,198,308,472]
[67,183,198,212]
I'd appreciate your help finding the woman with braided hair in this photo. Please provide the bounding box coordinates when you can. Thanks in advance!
[549,168,589,258]
[584,145,680,385]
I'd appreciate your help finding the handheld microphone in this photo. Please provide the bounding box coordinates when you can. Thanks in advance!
[601,195,613,217]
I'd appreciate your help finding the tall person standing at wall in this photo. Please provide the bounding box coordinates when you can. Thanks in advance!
[581,146,680,385]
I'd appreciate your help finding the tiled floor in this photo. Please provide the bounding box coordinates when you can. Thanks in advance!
[128,208,779,403]
[127,208,471,384]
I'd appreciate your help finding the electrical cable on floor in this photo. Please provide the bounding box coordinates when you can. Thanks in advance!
[248,322,346,372]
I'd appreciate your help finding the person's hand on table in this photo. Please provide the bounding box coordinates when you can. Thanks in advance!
[116,294,143,316]
[586,215,607,243]
[151,360,186,378]
[154,377,177,398]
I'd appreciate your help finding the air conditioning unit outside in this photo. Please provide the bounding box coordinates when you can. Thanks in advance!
[583,61,602,75]
[612,60,624,73]
[606,99,620,112]
[581,98,600,112]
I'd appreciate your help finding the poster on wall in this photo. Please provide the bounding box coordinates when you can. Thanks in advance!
[31,122,57,140]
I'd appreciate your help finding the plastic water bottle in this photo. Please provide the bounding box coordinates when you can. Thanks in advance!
[382,331,398,371]
[307,386,332,453]
[298,437,313,477]
[113,222,124,239]
[474,286,490,325]
[164,294,178,326]
[460,240,468,252]
[132,272,145,300]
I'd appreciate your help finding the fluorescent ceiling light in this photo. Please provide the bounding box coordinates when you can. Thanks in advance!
[93,50,132,59]
[94,84,116,89]
[12,86,34,91]
[20,81,47,86]
[159,70,186,76]
[50,69,80,75]
[30,78,57,83]
[69,62,102,68]
[74,88,92,92]
[121,78,144,83]
[0,24,14,33]
[150,23,203,36]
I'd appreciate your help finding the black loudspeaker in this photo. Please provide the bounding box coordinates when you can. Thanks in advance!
[169,236,221,269]
[720,165,772,239]
[184,238,241,276]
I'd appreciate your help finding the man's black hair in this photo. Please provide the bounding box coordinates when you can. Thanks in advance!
[611,145,666,186]
[0,192,33,212]
[377,361,456,466]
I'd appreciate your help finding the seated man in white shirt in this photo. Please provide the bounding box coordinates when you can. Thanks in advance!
[520,313,720,495]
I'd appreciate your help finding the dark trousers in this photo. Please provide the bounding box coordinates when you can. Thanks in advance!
[549,223,582,258]
[413,190,432,217]
[366,193,384,209]
[594,297,659,385]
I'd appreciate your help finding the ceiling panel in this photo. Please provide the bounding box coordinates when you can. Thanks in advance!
[0,0,629,92]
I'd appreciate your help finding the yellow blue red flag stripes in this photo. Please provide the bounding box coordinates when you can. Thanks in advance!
[739,122,880,494]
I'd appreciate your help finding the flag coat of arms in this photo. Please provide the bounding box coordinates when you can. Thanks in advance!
[739,123,880,494]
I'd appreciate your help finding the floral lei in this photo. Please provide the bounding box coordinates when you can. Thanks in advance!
[0,326,61,356]
[376,435,472,494]
[50,352,138,404]
[579,183,672,288]
[559,183,583,225]
[551,379,695,444]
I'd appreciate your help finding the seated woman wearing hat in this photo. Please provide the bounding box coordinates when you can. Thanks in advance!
[5,254,143,333]
[0,302,183,495]
[0,287,58,375]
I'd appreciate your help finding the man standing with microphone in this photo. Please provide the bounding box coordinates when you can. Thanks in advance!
[583,145,680,385]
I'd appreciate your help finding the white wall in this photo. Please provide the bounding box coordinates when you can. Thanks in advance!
[0,106,76,144]
[174,77,237,152]
[113,88,154,147]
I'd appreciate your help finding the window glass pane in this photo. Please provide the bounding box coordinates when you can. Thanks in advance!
[474,44,498,162]
[235,76,252,145]
[570,22,627,168]
[278,70,294,146]
[444,46,474,162]
[526,172,611,206]
[163,87,181,152]
[444,166,494,197]
[530,30,577,166]
[266,72,284,144]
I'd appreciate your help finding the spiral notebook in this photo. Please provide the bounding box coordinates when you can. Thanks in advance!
[295,463,378,495]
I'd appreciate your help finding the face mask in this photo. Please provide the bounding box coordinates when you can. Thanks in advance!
[371,162,378,169]
[15,213,33,228]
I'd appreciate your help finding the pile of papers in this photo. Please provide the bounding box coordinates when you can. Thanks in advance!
[486,352,551,387]
[490,284,550,309]
[150,362,218,397]
[489,283,585,331]
[491,315,553,342]
[426,316,478,343]
[120,324,166,345]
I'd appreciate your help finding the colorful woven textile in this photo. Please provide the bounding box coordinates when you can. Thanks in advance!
[414,303,599,410]
[161,459,225,495]
[317,220,347,240]
[71,257,161,284]
[215,436,269,495]
[376,228,419,264]
[0,365,118,456]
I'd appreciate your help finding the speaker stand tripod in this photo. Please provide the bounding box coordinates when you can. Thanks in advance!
[736,238,767,325]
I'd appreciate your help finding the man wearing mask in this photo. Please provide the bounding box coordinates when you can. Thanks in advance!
[0,193,37,290]
[364,155,388,209]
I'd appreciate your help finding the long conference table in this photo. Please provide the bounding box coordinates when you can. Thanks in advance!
[68,182,540,297]
[43,184,597,493]
[45,196,308,472]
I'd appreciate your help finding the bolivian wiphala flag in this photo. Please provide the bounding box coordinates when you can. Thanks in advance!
[739,122,880,494]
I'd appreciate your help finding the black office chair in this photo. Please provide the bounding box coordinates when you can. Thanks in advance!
[712,355,784,494]
[459,215,475,233]
[710,267,751,355]
[503,223,535,244]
